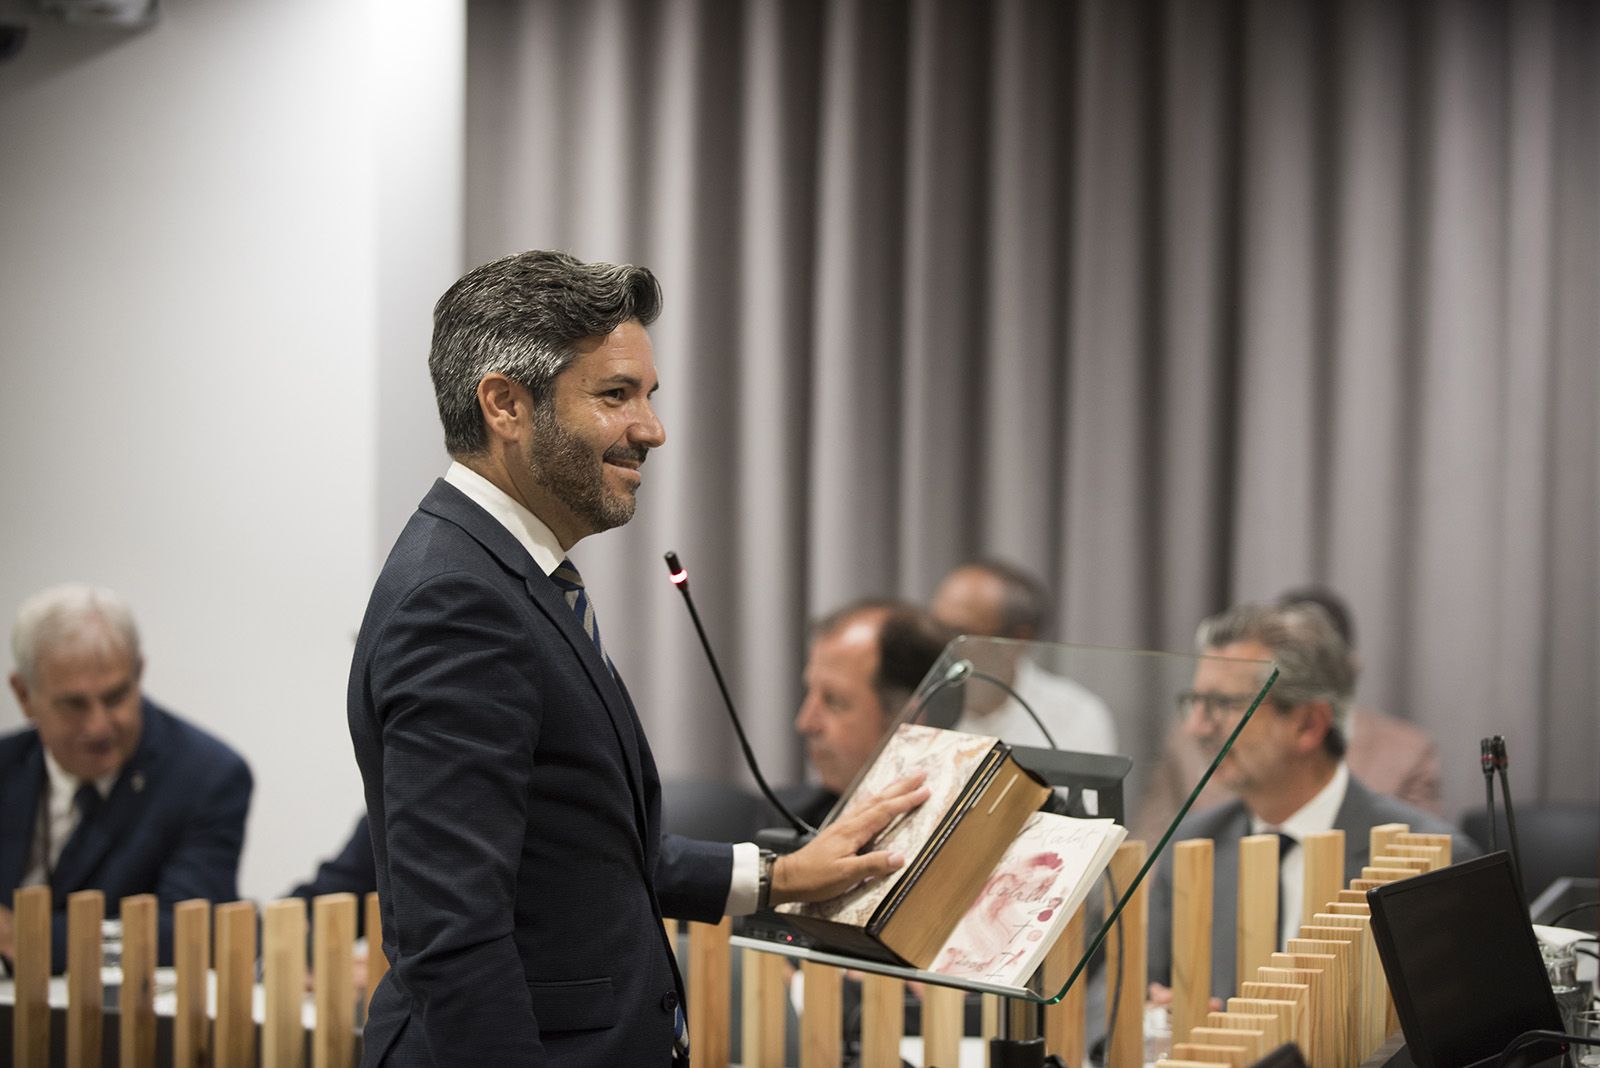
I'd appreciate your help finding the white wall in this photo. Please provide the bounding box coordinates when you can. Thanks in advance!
[0,0,463,900]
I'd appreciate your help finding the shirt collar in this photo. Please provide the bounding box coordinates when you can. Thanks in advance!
[41,745,116,801]
[1251,761,1350,842]
[444,461,565,577]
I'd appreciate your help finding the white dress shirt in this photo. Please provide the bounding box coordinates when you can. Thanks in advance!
[20,749,116,888]
[443,462,761,915]
[1250,761,1350,947]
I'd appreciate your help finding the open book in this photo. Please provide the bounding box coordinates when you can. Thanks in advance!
[778,723,1056,968]
[929,810,1126,987]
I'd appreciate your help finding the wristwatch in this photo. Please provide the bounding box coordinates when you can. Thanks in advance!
[756,848,777,911]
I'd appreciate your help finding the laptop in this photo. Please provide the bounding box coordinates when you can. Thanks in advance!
[1367,851,1569,1068]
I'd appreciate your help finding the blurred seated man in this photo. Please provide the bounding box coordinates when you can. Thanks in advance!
[782,599,950,830]
[1133,583,1442,843]
[930,559,1117,755]
[0,584,252,973]
[286,813,377,989]
[1146,601,1477,1001]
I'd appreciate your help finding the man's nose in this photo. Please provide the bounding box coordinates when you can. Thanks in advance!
[794,698,819,735]
[632,402,666,449]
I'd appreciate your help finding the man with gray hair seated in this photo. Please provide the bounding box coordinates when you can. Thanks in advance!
[0,584,252,973]
[1146,600,1477,1001]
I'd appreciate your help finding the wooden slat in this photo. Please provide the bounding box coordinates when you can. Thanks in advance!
[264,898,308,1068]
[313,893,357,1068]
[1207,1010,1283,1049]
[859,973,903,1066]
[741,948,787,1068]
[66,889,104,1068]
[1225,998,1297,1050]
[1393,832,1451,866]
[1172,839,1215,1040]
[1043,903,1086,1065]
[981,993,1000,1041]
[1238,982,1310,1057]
[215,901,258,1068]
[800,961,842,1068]
[1191,1025,1266,1060]
[1105,840,1149,1068]
[1237,834,1280,987]
[1291,935,1358,1066]
[363,892,387,1012]
[1367,823,1410,861]
[1160,1060,1233,1068]
[922,983,964,1068]
[1369,855,1427,873]
[1274,953,1340,1068]
[687,919,731,1068]
[1261,964,1326,1068]
[173,900,211,1068]
[1313,913,1386,1059]
[1385,844,1445,871]
[12,885,51,1068]
[120,893,159,1068]
[1170,1040,1250,1066]
[1360,867,1419,883]
[1300,831,1344,925]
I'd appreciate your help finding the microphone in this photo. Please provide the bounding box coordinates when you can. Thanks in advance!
[663,551,816,837]
[910,657,1060,750]
[1481,735,1525,891]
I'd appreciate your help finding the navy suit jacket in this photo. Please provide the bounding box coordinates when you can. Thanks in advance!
[349,479,732,1067]
[0,699,252,972]
[1146,772,1481,997]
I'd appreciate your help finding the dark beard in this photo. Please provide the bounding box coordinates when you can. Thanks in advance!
[528,403,641,534]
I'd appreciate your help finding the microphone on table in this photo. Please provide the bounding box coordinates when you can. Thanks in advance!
[663,551,816,841]
[1480,735,1525,891]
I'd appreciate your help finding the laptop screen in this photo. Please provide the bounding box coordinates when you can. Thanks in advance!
[1367,852,1567,1068]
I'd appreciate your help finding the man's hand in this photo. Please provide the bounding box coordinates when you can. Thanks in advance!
[768,773,930,906]
[0,903,15,964]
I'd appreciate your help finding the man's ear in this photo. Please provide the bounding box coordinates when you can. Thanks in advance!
[1296,700,1334,754]
[475,373,534,445]
[9,672,34,722]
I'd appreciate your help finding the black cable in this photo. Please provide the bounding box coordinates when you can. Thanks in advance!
[966,668,1058,749]
[1488,1028,1597,1068]
[663,552,816,837]
[1545,901,1600,928]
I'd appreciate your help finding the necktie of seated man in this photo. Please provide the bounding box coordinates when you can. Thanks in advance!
[550,559,685,1059]
[1276,831,1298,949]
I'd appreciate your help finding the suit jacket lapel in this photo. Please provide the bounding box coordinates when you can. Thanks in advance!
[50,700,163,895]
[0,744,45,894]
[419,481,652,848]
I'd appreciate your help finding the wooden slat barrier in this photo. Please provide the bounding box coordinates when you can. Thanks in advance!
[1239,982,1310,1055]
[1227,997,1299,1050]
[687,916,731,1068]
[1105,839,1148,1068]
[313,893,357,1068]
[1172,839,1214,1041]
[1042,903,1086,1067]
[1191,1023,1266,1059]
[1286,942,1353,1066]
[1369,823,1409,861]
[800,961,843,1068]
[264,898,308,1068]
[1393,832,1452,866]
[1170,1039,1250,1065]
[13,885,51,1068]
[1260,965,1327,1067]
[1314,911,1386,1058]
[67,889,105,1068]
[216,900,258,1068]
[121,893,159,1068]
[1208,1009,1283,1049]
[364,891,387,1011]
[860,973,903,1067]
[1236,834,1280,985]
[173,899,211,1068]
[741,947,788,1068]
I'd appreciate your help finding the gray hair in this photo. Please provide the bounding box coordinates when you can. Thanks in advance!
[429,249,664,456]
[1196,601,1355,758]
[12,584,142,686]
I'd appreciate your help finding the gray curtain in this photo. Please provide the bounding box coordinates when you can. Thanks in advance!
[463,0,1599,816]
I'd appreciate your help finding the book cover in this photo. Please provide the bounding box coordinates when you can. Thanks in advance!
[929,810,1127,987]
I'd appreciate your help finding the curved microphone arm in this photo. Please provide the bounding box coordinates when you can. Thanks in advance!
[909,658,1059,750]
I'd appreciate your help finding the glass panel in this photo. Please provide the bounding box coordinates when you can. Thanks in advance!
[738,636,1279,1003]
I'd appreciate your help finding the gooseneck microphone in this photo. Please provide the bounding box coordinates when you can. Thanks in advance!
[912,658,1060,750]
[1480,735,1524,891]
[663,551,816,837]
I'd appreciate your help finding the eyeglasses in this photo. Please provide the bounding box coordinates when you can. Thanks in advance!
[1173,690,1262,724]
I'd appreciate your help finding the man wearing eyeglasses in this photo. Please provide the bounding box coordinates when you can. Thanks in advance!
[1146,601,1478,1000]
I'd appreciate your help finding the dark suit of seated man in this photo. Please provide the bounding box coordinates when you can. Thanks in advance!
[1146,600,1479,1002]
[0,584,252,973]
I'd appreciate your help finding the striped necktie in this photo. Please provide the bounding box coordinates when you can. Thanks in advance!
[548,558,613,673]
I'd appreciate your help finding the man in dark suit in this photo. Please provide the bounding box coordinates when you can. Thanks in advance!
[1146,601,1478,1001]
[0,584,252,973]
[350,250,927,1067]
